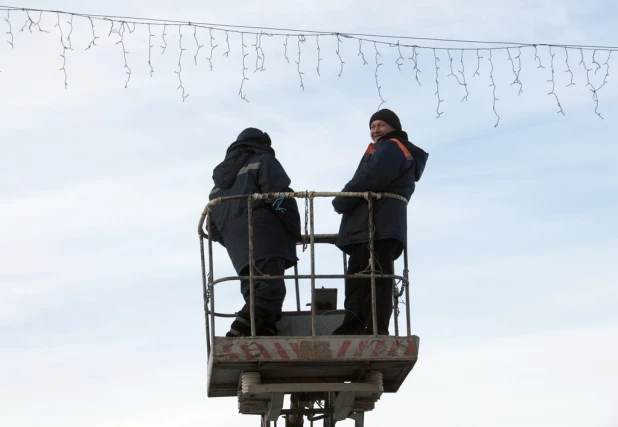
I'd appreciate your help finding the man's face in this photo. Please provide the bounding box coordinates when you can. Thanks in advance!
[370,120,395,143]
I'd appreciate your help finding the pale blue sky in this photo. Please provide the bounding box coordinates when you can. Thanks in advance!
[1,1,617,426]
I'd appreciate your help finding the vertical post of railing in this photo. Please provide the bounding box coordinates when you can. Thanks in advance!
[206,214,216,347]
[342,252,347,316]
[309,196,316,337]
[247,196,256,337]
[367,194,379,336]
[199,235,211,355]
[403,244,411,337]
[294,264,301,312]
[392,260,399,337]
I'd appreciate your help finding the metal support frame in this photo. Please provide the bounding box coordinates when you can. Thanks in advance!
[349,412,365,427]
[309,196,316,337]
[207,214,216,351]
[199,236,211,354]
[403,245,411,337]
[198,191,412,341]
[294,264,301,311]
[241,382,380,427]
[264,393,284,423]
[392,260,399,338]
[333,392,355,421]
[367,195,378,337]
[248,197,256,337]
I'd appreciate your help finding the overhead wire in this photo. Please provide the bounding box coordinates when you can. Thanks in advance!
[1,4,617,51]
[0,4,614,121]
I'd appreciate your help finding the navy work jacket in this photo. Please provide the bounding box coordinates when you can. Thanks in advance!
[332,130,428,253]
[209,140,301,272]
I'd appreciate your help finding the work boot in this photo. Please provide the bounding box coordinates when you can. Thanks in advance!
[226,304,251,337]
[359,312,390,335]
[334,280,366,335]
[254,307,277,336]
[359,285,392,335]
[226,305,278,337]
[360,323,389,335]
[332,312,364,335]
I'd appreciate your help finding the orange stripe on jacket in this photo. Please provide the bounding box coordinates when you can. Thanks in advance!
[364,138,413,159]
[364,143,376,155]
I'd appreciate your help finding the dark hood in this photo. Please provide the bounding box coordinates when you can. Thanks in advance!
[380,130,428,182]
[236,127,272,147]
[212,140,275,189]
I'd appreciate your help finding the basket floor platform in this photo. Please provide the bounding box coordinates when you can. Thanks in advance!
[208,334,419,398]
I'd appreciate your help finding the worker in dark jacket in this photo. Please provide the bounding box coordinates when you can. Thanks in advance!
[332,109,428,335]
[208,128,301,337]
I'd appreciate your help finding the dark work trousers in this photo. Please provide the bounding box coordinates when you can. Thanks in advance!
[239,257,287,322]
[342,238,403,335]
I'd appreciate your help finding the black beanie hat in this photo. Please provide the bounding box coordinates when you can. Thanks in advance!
[236,127,272,147]
[369,109,402,131]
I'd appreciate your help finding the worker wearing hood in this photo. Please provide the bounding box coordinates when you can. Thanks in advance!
[209,128,301,337]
